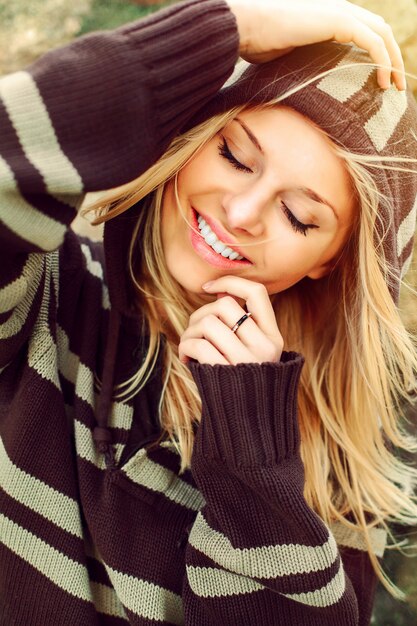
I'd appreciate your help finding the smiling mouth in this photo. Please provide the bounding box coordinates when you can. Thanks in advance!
[196,217,247,262]
[189,208,253,268]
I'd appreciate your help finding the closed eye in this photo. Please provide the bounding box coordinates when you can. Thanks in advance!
[281,203,319,236]
[218,137,252,173]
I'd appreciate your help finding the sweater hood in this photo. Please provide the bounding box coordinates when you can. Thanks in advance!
[95,42,417,466]
[183,41,417,304]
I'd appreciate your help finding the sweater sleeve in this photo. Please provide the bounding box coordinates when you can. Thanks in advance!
[0,0,239,368]
[184,352,380,626]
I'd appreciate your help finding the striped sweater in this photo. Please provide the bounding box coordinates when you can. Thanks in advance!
[0,0,387,624]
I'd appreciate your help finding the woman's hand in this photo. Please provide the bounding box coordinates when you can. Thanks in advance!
[226,0,406,90]
[178,276,283,366]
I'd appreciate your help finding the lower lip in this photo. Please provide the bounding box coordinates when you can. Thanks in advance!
[189,209,252,269]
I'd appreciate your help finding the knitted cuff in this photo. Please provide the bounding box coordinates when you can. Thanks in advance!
[188,351,305,467]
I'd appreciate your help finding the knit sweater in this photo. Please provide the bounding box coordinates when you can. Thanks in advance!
[0,0,387,624]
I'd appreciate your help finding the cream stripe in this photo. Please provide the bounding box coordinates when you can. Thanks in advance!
[57,324,133,430]
[105,564,184,624]
[397,195,417,257]
[0,254,43,334]
[0,71,83,196]
[122,448,204,512]
[401,250,413,280]
[0,153,67,251]
[75,420,124,469]
[223,59,250,89]
[26,254,60,386]
[110,401,134,432]
[83,533,129,620]
[0,513,92,601]
[0,436,82,538]
[282,561,346,608]
[80,244,104,280]
[187,556,346,608]
[0,255,42,315]
[330,521,387,558]
[90,581,128,619]
[26,324,130,467]
[57,326,95,406]
[186,565,263,598]
[364,87,408,151]
[317,57,374,103]
[28,327,60,388]
[189,512,338,579]
[80,244,110,309]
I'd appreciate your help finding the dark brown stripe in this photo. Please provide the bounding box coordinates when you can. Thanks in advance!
[1,371,80,500]
[0,282,43,368]
[186,540,342,596]
[0,252,28,290]
[0,488,84,562]
[0,543,99,626]
[0,99,75,237]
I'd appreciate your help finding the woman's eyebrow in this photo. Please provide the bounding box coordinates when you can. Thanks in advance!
[234,118,264,154]
[234,118,338,220]
[297,187,339,221]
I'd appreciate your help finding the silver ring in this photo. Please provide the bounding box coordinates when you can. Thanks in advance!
[230,311,252,333]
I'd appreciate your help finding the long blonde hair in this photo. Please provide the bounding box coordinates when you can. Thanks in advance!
[83,83,417,597]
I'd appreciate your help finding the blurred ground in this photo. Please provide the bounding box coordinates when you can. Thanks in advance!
[0,1,416,624]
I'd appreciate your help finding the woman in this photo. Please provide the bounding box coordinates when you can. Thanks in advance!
[0,0,416,624]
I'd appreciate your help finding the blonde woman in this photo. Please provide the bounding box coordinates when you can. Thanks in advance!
[0,0,415,624]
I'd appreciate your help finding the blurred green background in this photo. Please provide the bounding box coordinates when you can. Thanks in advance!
[0,1,416,624]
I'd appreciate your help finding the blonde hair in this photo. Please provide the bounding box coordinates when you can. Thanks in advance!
[83,74,417,598]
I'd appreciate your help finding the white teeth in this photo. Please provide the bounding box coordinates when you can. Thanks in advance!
[205,232,217,246]
[197,213,245,261]
[212,240,227,254]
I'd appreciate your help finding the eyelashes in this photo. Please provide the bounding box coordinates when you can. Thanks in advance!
[217,136,317,237]
[217,137,252,173]
[280,204,308,237]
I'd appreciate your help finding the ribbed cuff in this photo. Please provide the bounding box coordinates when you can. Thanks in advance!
[119,0,240,138]
[188,351,305,467]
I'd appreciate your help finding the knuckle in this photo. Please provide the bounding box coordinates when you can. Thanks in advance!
[374,33,386,50]
[188,311,198,324]
[254,282,268,296]
[178,337,190,352]
[220,297,239,315]
[224,295,237,307]
[201,314,216,333]
[380,22,392,37]
[258,339,279,362]
[267,345,280,361]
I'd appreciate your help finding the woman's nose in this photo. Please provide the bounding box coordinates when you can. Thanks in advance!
[222,184,272,236]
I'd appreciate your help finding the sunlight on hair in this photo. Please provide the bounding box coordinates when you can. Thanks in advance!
[82,60,417,599]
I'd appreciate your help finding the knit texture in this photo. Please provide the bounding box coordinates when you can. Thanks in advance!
[0,1,385,624]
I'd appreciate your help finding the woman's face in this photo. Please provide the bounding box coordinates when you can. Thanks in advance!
[161,106,356,299]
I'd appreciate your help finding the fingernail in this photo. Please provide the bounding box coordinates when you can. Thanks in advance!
[202,281,215,289]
